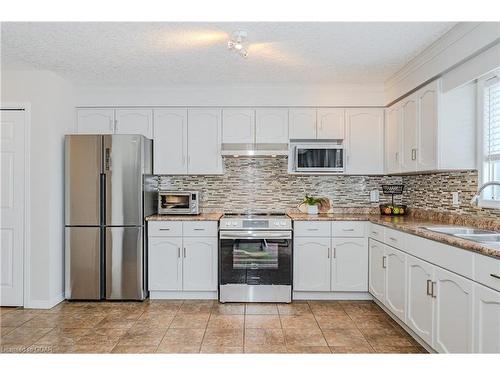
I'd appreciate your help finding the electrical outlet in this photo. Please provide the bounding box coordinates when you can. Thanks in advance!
[452,192,459,206]
[370,190,380,203]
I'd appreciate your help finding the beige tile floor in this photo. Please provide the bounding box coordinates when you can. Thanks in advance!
[0,300,427,354]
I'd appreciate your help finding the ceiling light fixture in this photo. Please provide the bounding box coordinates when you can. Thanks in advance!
[228,31,248,58]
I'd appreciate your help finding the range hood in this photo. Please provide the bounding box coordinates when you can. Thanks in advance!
[221,143,289,157]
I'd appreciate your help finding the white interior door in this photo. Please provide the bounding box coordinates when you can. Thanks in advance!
[1,110,25,306]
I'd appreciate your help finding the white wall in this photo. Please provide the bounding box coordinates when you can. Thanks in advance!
[1,70,76,308]
[76,83,386,107]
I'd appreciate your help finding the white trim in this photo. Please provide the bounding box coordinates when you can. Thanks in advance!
[1,102,31,309]
[24,293,64,310]
[292,291,372,300]
[149,291,218,300]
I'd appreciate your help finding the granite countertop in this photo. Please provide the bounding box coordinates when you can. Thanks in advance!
[145,212,223,221]
[287,211,500,259]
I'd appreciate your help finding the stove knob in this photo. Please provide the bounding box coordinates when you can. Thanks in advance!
[225,222,231,226]
[275,221,280,226]
[281,221,287,226]
[232,222,238,226]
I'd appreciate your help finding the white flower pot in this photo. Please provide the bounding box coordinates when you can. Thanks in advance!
[307,205,319,215]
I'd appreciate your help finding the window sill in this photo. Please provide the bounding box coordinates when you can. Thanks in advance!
[478,200,500,209]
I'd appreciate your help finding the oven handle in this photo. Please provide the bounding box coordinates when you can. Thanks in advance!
[220,231,292,240]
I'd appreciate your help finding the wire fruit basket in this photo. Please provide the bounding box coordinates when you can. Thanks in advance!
[379,184,407,216]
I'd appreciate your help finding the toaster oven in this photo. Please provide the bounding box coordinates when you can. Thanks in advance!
[158,191,200,215]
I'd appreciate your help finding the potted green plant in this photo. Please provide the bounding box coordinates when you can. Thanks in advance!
[303,195,321,215]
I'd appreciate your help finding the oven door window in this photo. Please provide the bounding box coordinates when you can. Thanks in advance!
[220,238,291,286]
[161,194,190,209]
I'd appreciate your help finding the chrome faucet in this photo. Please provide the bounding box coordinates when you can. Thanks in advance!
[470,181,500,206]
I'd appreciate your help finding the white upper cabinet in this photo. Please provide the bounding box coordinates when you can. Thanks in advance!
[76,109,115,134]
[289,108,317,139]
[153,109,188,175]
[385,103,402,174]
[416,81,438,171]
[345,108,384,175]
[386,78,475,174]
[187,108,223,175]
[222,109,255,144]
[433,267,474,353]
[255,109,289,143]
[115,109,153,138]
[331,237,368,292]
[317,108,345,139]
[400,94,418,173]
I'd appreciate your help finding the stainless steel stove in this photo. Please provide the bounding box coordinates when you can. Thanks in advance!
[219,213,292,303]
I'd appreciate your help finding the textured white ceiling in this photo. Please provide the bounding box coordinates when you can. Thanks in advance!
[1,22,456,85]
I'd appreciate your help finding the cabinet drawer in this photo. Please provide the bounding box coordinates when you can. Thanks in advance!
[384,227,407,250]
[332,221,366,237]
[148,221,183,237]
[183,221,218,237]
[369,223,384,242]
[293,221,332,237]
[294,221,331,237]
[474,254,500,292]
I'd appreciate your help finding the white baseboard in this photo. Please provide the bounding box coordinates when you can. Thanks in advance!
[293,291,372,300]
[371,297,435,353]
[150,291,218,300]
[24,293,64,309]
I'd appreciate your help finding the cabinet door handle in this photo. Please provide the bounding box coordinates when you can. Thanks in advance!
[371,230,378,235]
[177,247,181,258]
[183,247,186,258]
[395,152,399,162]
[382,256,387,269]
[193,228,205,231]
[159,228,170,231]
[388,237,397,242]
[426,279,432,296]
[307,228,319,231]
[411,148,417,161]
[333,247,336,258]
[327,248,331,258]
[431,282,437,298]
[342,228,355,232]
[490,274,500,279]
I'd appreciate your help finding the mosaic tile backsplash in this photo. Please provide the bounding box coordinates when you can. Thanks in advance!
[157,157,403,212]
[403,170,500,219]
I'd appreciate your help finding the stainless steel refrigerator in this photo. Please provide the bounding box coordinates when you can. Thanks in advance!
[64,134,155,300]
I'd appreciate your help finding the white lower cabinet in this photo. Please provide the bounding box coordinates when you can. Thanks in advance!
[384,245,406,321]
[148,237,183,291]
[406,255,434,346]
[148,221,218,294]
[182,237,218,291]
[474,283,500,353]
[368,239,385,301]
[433,267,474,353]
[293,237,331,291]
[293,221,368,293]
[331,238,368,291]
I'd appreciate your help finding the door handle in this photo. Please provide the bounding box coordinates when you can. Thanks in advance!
[183,247,186,258]
[333,247,336,258]
[431,282,437,298]
[382,256,387,269]
[159,228,170,231]
[177,247,180,258]
[105,148,111,171]
[342,228,355,232]
[411,148,417,161]
[426,279,432,296]
[395,152,399,161]
[193,228,205,231]
[327,248,331,258]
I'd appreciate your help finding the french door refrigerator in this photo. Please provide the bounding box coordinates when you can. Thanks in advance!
[64,134,155,300]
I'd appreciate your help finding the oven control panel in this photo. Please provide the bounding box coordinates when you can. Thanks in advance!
[220,216,292,230]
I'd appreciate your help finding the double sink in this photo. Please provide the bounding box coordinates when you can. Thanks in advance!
[423,226,500,248]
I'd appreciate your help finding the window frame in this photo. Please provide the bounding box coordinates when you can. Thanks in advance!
[477,72,500,209]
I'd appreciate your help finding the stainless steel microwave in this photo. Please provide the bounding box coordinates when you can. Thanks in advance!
[158,191,200,215]
[292,143,345,173]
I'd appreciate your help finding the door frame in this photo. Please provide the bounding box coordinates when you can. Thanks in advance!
[1,102,31,308]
